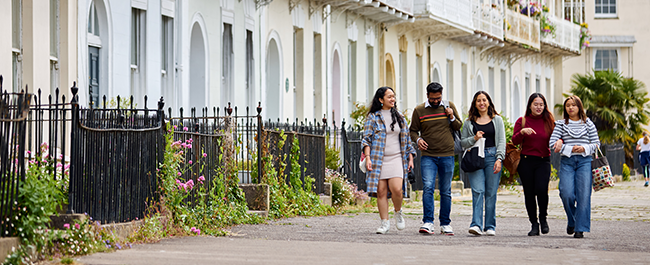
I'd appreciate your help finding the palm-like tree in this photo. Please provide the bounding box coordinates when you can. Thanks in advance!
[556,70,650,160]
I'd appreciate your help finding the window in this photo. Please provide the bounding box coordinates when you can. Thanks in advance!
[50,0,60,91]
[399,52,406,108]
[246,30,254,108]
[88,2,100,36]
[366,45,374,101]
[594,49,618,72]
[545,78,551,97]
[12,0,22,92]
[416,56,422,104]
[446,60,453,101]
[222,23,233,107]
[500,69,507,113]
[595,0,616,18]
[525,73,530,99]
[535,76,540,93]
[488,67,494,97]
[348,41,357,109]
[131,8,146,99]
[564,0,585,23]
[314,34,323,119]
[461,63,467,110]
[294,28,304,119]
[161,16,174,108]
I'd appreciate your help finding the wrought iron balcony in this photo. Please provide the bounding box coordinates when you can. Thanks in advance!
[504,8,540,50]
[472,0,504,40]
[540,15,581,55]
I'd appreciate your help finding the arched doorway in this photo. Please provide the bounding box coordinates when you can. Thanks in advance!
[265,38,281,121]
[189,23,206,110]
[476,70,484,93]
[87,0,109,107]
[332,50,342,125]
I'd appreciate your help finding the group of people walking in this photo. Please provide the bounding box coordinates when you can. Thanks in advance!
[361,82,601,238]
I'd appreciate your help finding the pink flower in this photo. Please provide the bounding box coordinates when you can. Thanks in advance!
[41,142,49,149]
[64,164,70,170]
[186,179,194,190]
[188,144,192,149]
[63,223,70,229]
[177,172,182,176]
[26,150,31,155]
[183,127,188,131]
[74,223,80,229]
[202,153,207,158]
[188,160,193,165]
[195,229,201,235]
[57,163,63,168]
[178,151,183,155]
[176,179,182,184]
[58,154,63,160]
[173,125,178,130]
[198,176,205,183]
[188,139,194,144]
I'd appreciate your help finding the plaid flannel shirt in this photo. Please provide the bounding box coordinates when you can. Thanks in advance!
[361,110,416,197]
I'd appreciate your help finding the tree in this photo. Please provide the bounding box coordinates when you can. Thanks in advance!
[556,70,650,161]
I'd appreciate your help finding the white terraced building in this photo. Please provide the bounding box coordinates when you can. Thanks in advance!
[3,0,601,125]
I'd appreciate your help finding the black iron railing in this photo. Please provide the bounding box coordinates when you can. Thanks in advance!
[0,79,31,237]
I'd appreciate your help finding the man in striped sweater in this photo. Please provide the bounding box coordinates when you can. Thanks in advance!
[410,82,462,235]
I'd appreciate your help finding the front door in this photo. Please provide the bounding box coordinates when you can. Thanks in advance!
[88,47,100,107]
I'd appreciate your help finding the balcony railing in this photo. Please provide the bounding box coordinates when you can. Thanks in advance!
[504,9,540,50]
[383,0,414,15]
[472,0,504,40]
[416,0,472,28]
[541,15,581,53]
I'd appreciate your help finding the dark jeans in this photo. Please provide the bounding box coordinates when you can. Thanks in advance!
[517,155,551,225]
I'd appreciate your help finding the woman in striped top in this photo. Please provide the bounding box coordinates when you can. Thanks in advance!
[549,95,600,239]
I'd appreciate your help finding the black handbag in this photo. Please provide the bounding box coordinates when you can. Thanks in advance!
[461,121,485,172]
[407,170,416,184]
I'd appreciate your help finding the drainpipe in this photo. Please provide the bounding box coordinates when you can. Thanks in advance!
[325,5,330,125]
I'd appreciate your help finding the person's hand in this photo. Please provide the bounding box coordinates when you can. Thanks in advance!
[474,131,484,141]
[572,145,585,153]
[418,138,429,151]
[408,155,414,172]
[366,157,372,172]
[493,159,502,174]
[553,139,563,153]
[445,107,454,119]
[521,128,537,135]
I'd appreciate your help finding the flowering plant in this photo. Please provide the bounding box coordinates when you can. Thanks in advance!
[325,169,368,209]
[540,14,556,37]
[579,22,591,49]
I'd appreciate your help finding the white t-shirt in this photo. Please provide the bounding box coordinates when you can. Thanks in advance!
[638,138,650,152]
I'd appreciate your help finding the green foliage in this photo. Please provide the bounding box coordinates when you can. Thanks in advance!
[325,136,342,170]
[622,164,630,181]
[550,165,558,181]
[261,131,333,218]
[324,169,368,210]
[558,70,650,161]
[500,116,517,185]
[152,124,263,239]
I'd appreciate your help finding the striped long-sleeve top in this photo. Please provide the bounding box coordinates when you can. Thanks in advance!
[548,118,600,157]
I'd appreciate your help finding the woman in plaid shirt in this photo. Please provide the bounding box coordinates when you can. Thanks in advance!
[362,87,416,234]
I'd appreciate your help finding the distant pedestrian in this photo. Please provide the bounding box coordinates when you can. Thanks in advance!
[549,95,600,239]
[636,131,650,187]
[512,93,555,236]
[461,91,506,236]
[362,87,416,234]
[409,82,462,235]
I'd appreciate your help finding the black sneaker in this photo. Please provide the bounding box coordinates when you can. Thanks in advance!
[574,232,584,238]
[567,226,575,235]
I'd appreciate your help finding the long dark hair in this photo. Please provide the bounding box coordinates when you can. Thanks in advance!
[368,86,404,131]
[525,93,555,135]
[468,91,499,122]
[563,95,587,124]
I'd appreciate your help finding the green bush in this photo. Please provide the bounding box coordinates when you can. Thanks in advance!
[623,163,631,181]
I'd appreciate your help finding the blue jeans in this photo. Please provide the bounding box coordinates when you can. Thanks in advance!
[559,155,593,232]
[467,147,501,231]
[420,155,454,225]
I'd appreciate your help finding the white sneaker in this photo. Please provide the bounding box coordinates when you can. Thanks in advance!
[485,229,496,236]
[376,219,390,234]
[440,225,454,236]
[419,222,435,235]
[394,210,405,230]
[468,226,484,236]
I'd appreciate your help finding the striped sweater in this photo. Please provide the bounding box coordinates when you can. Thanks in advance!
[548,118,600,157]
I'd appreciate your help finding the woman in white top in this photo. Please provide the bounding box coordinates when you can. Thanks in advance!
[636,131,650,187]
[549,95,600,239]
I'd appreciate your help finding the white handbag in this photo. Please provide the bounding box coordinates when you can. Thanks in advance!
[359,153,367,173]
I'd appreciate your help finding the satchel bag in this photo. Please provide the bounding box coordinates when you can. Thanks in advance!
[592,147,614,192]
[503,117,525,175]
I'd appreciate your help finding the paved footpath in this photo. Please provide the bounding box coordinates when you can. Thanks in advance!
[77,180,650,265]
